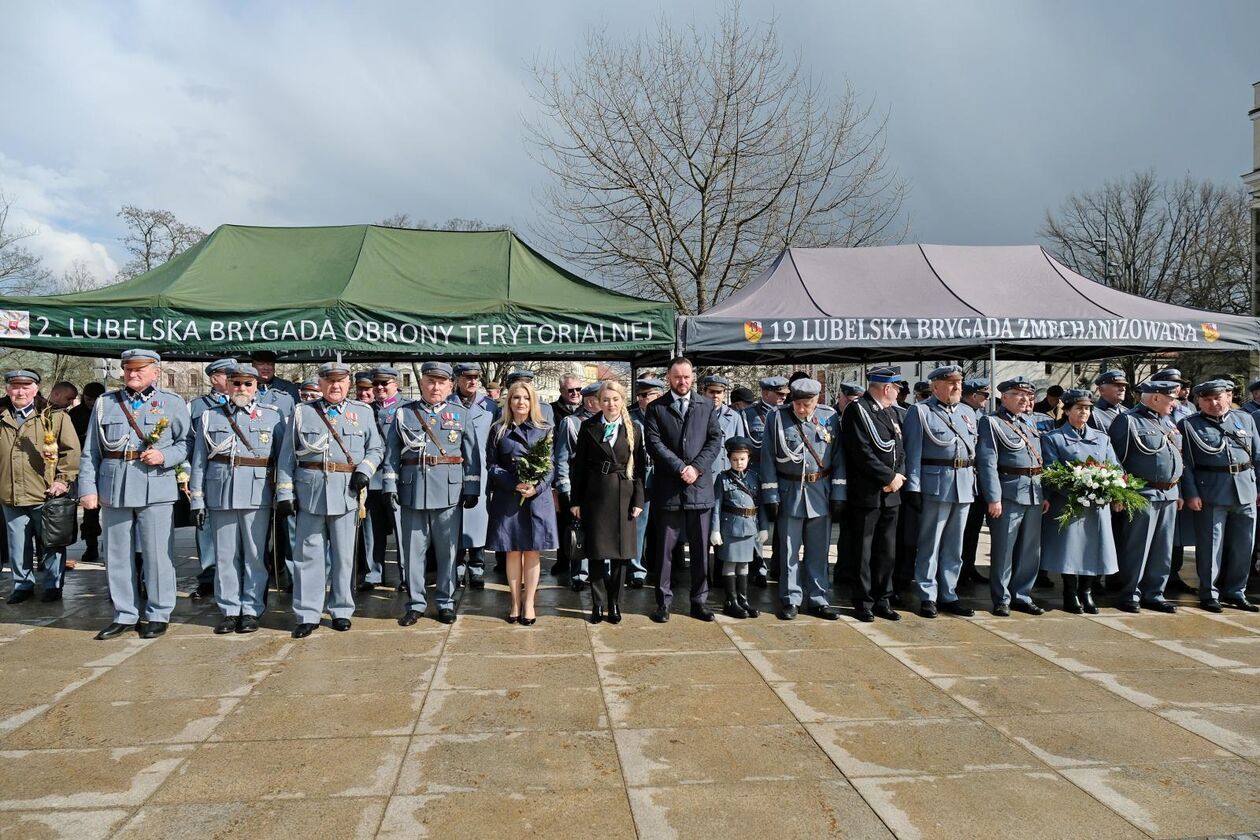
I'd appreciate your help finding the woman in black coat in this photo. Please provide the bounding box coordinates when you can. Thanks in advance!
[570,380,646,624]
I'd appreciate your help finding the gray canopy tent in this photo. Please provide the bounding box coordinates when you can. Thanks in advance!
[680,244,1260,364]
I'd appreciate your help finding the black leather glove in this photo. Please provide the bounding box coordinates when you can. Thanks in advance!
[461,495,478,509]
[764,502,780,522]
[194,508,207,529]
[349,471,370,493]
[905,491,923,512]
[275,499,295,518]
[386,492,399,511]
[830,501,846,519]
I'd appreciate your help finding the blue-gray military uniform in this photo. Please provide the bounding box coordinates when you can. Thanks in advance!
[275,365,383,628]
[1242,379,1260,423]
[1109,381,1184,610]
[186,358,236,592]
[79,350,191,630]
[257,377,299,580]
[1040,396,1120,577]
[384,362,481,620]
[188,365,286,621]
[362,367,404,587]
[702,375,749,579]
[1179,380,1260,609]
[712,436,765,618]
[904,367,979,609]
[742,375,789,579]
[759,379,845,615]
[975,378,1044,611]
[553,382,599,584]
[450,367,499,587]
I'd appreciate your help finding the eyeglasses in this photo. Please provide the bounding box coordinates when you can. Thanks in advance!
[229,380,256,388]
[372,382,393,388]
[564,387,582,393]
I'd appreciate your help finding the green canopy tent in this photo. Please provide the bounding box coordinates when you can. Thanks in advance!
[0,225,676,361]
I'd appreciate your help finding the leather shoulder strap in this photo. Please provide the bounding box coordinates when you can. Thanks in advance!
[114,392,147,443]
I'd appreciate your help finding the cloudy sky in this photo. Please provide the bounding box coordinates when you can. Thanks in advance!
[2,0,1257,285]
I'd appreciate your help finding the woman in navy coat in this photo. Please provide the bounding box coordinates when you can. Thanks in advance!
[1040,389,1120,614]
[485,381,557,625]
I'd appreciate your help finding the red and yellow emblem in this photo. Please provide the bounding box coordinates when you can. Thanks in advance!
[744,320,763,343]
[1202,322,1220,343]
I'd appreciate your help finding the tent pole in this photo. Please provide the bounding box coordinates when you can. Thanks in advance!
[988,344,997,413]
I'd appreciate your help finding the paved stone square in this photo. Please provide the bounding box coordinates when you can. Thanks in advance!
[2,532,1260,839]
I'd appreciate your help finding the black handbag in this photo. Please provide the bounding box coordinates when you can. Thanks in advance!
[567,519,586,562]
[40,491,79,549]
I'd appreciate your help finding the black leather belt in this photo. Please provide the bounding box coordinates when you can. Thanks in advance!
[723,505,758,517]
[923,457,974,468]
[997,465,1042,476]
[1197,463,1252,475]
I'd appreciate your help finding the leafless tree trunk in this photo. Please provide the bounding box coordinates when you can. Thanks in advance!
[526,2,905,314]
[117,206,207,280]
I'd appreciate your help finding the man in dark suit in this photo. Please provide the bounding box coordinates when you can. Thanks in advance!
[644,357,723,622]
[842,367,907,622]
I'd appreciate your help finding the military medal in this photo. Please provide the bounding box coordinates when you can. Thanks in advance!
[447,430,459,443]
[259,432,271,444]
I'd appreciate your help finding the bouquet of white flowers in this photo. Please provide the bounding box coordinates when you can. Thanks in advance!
[1041,458,1148,529]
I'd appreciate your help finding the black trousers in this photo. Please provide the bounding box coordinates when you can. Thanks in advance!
[590,559,625,608]
[849,504,898,611]
[833,514,854,592]
[655,509,711,609]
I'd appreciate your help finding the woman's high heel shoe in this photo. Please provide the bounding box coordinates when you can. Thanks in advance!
[519,615,537,626]
[506,612,519,624]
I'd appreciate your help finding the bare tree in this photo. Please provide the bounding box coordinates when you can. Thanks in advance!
[378,214,507,232]
[0,191,53,294]
[526,3,905,313]
[1042,170,1253,385]
[116,206,207,280]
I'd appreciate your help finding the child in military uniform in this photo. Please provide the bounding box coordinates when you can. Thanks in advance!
[710,436,764,618]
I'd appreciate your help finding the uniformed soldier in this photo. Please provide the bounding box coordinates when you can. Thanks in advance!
[830,381,864,592]
[701,373,749,580]
[386,362,481,626]
[959,377,991,587]
[833,382,863,416]
[299,378,320,403]
[913,381,931,403]
[1242,379,1260,421]
[80,349,191,640]
[1158,369,1195,425]
[554,381,601,590]
[1157,368,1197,594]
[629,377,665,588]
[904,364,979,618]
[450,361,498,589]
[358,366,403,591]
[730,387,756,412]
[743,374,789,585]
[760,378,844,620]
[1089,370,1129,433]
[1109,379,1184,613]
[275,361,383,638]
[188,364,285,634]
[354,370,375,404]
[0,369,79,603]
[186,358,236,600]
[1180,379,1260,613]
[841,367,905,621]
[710,436,763,618]
[251,350,300,405]
[976,377,1047,616]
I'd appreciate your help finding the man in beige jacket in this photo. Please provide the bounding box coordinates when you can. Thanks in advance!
[0,370,80,603]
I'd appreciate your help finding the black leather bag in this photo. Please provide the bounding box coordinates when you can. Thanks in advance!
[567,519,586,562]
[40,493,79,549]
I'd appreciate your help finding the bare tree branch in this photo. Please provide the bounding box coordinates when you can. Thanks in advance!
[116,206,207,280]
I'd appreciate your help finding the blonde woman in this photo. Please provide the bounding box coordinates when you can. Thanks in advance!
[570,380,646,624]
[485,381,556,625]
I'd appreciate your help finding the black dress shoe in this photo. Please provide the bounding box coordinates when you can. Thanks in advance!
[504,612,519,624]
[1011,600,1045,616]
[139,622,168,639]
[1201,599,1224,613]
[190,580,214,599]
[6,589,33,605]
[1224,598,1260,613]
[628,578,644,589]
[330,618,351,632]
[1167,575,1198,595]
[941,601,975,617]
[777,604,798,621]
[854,607,875,623]
[40,588,63,603]
[399,610,422,627]
[519,615,537,626]
[1140,599,1177,614]
[690,605,715,622]
[992,603,1011,617]
[590,607,604,624]
[805,605,839,621]
[357,581,379,592]
[214,616,238,635]
[437,608,457,625]
[919,601,938,619]
[650,607,671,623]
[94,622,137,641]
[873,604,901,621]
[292,622,317,638]
[607,605,622,624]
[237,615,259,633]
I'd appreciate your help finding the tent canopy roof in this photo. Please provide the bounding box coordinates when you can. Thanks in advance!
[0,224,676,361]
[682,244,1259,363]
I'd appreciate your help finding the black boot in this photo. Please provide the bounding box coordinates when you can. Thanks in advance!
[82,542,99,564]
[589,578,607,624]
[1061,574,1083,614]
[1078,575,1098,614]
[735,573,759,618]
[723,574,747,619]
